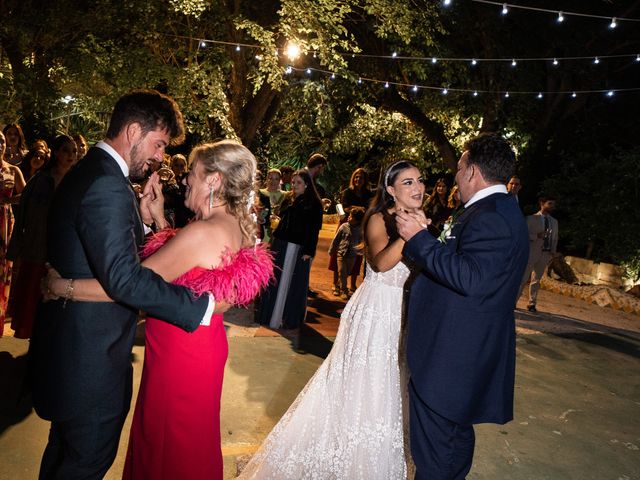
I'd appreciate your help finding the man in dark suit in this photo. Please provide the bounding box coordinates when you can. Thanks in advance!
[30,90,218,479]
[396,134,529,479]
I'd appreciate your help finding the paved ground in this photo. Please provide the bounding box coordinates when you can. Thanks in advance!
[1,222,639,479]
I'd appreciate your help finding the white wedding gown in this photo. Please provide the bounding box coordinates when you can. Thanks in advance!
[239,261,410,479]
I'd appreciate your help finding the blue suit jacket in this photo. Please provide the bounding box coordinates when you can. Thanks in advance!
[30,146,209,421]
[404,192,528,425]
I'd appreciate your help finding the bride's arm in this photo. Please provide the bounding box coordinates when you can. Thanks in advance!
[365,212,404,273]
[47,221,226,302]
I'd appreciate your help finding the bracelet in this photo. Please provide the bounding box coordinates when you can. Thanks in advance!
[62,279,75,309]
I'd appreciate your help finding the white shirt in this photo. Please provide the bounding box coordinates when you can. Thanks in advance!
[94,141,215,325]
[464,184,508,208]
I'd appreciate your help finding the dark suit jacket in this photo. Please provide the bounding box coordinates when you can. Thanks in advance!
[404,192,528,425]
[30,146,209,421]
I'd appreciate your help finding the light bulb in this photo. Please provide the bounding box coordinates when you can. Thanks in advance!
[537,93,543,99]
[330,73,336,80]
[235,44,241,52]
[607,90,614,97]
[200,41,207,48]
[553,58,559,66]
[285,42,301,61]
[471,59,477,66]
[412,85,418,92]
[501,3,508,15]
[392,52,397,58]
[473,91,478,97]
[442,88,448,95]
[511,59,517,67]
[557,11,564,23]
[384,82,389,88]
[431,57,438,64]
[504,92,510,98]
[609,17,617,29]
[306,68,311,75]
[571,92,577,98]
[443,0,452,6]
[594,57,600,64]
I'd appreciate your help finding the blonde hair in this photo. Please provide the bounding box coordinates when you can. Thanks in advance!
[189,140,258,244]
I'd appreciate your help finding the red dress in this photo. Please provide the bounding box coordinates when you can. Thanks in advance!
[123,230,273,480]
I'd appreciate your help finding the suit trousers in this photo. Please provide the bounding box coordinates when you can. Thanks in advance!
[39,366,133,480]
[409,380,475,480]
[521,250,552,306]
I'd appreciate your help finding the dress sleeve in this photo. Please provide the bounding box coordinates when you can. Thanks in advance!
[140,228,179,258]
[180,243,274,306]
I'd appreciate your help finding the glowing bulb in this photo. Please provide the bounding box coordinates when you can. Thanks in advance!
[609,17,617,29]
[473,91,478,97]
[200,41,207,48]
[442,88,448,95]
[392,52,397,58]
[511,59,517,67]
[636,54,640,62]
[501,3,508,15]
[285,66,292,74]
[553,58,558,66]
[504,92,510,98]
[571,92,577,98]
[412,85,418,92]
[537,92,543,99]
[443,0,452,6]
[235,44,241,52]
[431,57,437,64]
[330,73,336,80]
[594,57,600,64]
[607,90,614,97]
[471,59,477,66]
[285,42,301,61]
[306,68,311,75]
[384,82,389,88]
[557,11,564,23]
[358,77,362,84]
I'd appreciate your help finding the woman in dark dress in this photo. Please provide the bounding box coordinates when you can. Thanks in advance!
[257,169,323,330]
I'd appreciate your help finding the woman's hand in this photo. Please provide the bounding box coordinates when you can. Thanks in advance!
[140,173,168,229]
[302,255,313,261]
[41,264,63,301]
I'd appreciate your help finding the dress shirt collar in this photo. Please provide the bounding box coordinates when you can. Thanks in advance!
[96,141,129,177]
[464,184,508,208]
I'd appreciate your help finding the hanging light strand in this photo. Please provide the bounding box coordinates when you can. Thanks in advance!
[470,0,640,24]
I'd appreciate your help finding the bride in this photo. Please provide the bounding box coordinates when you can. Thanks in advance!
[239,161,425,479]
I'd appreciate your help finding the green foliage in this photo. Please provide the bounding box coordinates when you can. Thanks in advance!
[542,146,640,278]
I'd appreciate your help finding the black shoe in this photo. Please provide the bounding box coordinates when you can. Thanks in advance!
[527,304,537,312]
[307,288,319,298]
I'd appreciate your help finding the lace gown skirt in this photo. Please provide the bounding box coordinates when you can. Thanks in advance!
[239,262,410,479]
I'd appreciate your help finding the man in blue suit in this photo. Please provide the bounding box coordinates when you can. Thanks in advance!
[396,134,528,479]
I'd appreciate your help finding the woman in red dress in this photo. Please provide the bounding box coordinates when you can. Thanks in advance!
[46,140,273,479]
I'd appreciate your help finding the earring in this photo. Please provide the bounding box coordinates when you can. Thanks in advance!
[209,186,214,209]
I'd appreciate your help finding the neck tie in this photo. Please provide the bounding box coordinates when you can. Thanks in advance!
[543,215,551,251]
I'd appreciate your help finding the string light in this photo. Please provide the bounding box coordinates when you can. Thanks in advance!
[285,41,301,61]
[593,57,600,64]
[442,88,449,95]
[431,57,438,64]
[392,52,398,58]
[552,58,559,66]
[511,59,517,67]
[282,65,639,98]
[443,0,452,6]
[200,41,207,48]
[607,90,615,97]
[537,92,543,99]
[637,54,640,62]
[235,44,241,52]
[306,68,311,75]
[471,59,477,66]
[330,73,336,80]
[471,1,640,29]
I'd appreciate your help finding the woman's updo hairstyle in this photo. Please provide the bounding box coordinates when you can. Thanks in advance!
[189,139,258,244]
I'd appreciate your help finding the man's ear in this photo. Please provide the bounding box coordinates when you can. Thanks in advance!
[125,122,142,145]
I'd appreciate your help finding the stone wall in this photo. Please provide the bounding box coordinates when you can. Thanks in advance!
[564,256,636,289]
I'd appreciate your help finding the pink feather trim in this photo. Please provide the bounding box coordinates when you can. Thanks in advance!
[141,229,274,306]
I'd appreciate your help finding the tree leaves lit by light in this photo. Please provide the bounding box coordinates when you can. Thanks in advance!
[169,0,208,18]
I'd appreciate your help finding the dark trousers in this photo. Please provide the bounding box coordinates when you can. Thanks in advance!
[409,380,475,480]
[39,368,132,480]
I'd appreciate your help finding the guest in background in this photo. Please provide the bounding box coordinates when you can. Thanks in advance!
[7,135,77,339]
[423,178,451,237]
[32,139,51,164]
[447,184,461,213]
[0,130,26,336]
[73,134,89,161]
[19,146,48,182]
[329,167,373,293]
[2,124,28,166]
[329,206,365,300]
[306,153,329,201]
[279,165,295,191]
[507,175,522,203]
[257,169,323,330]
[169,153,193,227]
[520,195,559,313]
[260,169,285,244]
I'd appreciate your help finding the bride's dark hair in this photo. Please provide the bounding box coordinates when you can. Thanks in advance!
[362,160,418,242]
